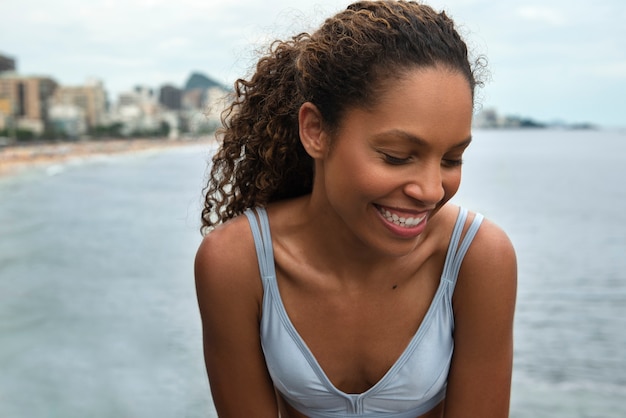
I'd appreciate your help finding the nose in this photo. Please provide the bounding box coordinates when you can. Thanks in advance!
[403,161,445,205]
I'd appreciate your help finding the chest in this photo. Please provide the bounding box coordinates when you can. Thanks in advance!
[270,262,446,394]
[259,276,454,409]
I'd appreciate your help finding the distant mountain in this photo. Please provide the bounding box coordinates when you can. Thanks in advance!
[184,72,228,91]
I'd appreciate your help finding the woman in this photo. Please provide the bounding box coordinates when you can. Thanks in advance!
[195,1,517,417]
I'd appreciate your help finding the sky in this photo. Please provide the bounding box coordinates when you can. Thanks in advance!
[1,0,625,128]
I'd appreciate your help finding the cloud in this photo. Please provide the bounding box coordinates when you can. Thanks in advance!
[590,61,626,79]
[157,37,193,52]
[516,5,566,26]
[2,0,625,126]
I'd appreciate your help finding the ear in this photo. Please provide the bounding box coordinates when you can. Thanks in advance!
[298,102,328,159]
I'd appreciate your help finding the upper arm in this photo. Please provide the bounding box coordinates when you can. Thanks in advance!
[194,219,279,417]
[444,217,518,418]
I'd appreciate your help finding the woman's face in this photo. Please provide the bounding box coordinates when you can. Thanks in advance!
[320,66,474,256]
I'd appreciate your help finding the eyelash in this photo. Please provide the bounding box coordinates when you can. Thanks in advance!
[382,153,411,165]
[382,153,464,168]
[442,158,464,168]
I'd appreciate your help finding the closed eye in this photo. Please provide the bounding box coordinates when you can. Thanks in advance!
[441,158,463,168]
[382,153,411,165]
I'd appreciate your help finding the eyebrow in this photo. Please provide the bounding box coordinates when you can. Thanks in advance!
[374,129,473,149]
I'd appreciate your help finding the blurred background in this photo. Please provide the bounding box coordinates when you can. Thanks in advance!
[1,1,625,417]
[2,0,625,132]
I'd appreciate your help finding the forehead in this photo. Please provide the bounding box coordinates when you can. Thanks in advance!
[377,67,472,117]
[337,67,474,145]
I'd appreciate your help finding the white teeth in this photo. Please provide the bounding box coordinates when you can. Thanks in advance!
[379,207,425,228]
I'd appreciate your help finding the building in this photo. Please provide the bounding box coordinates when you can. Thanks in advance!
[0,54,16,73]
[205,86,228,120]
[48,103,88,138]
[181,88,204,110]
[49,79,108,130]
[0,73,58,134]
[158,84,182,110]
[110,85,164,136]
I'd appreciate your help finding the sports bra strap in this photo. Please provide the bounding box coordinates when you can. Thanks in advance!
[442,207,484,284]
[244,207,275,279]
[246,206,482,286]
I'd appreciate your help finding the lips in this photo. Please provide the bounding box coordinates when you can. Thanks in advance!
[375,205,427,229]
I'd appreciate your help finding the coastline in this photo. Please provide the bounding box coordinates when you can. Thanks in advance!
[0,137,215,177]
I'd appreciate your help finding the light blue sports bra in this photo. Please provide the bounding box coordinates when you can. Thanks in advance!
[245,207,483,418]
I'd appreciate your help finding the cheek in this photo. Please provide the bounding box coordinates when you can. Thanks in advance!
[442,170,462,199]
[327,160,383,199]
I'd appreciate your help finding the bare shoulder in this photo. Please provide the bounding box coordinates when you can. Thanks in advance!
[194,213,262,314]
[453,210,517,328]
[462,214,517,283]
[195,214,280,416]
[196,213,256,268]
[443,212,517,417]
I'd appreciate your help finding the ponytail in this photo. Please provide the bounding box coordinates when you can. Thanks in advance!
[201,34,313,233]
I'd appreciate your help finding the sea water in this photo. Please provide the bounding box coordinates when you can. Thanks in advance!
[455,130,626,418]
[0,130,625,417]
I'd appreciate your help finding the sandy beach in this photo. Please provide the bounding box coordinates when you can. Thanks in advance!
[0,137,214,177]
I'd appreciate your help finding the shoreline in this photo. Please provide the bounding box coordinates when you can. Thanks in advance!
[0,137,215,177]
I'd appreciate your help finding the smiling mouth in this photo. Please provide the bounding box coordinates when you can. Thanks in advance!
[375,205,427,228]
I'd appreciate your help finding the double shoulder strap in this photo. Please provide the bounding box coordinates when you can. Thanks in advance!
[244,206,484,285]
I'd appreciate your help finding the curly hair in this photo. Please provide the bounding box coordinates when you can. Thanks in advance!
[201,0,486,233]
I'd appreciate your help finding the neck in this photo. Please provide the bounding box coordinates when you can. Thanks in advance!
[291,194,430,285]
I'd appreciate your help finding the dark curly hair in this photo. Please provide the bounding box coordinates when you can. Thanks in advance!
[201,0,486,233]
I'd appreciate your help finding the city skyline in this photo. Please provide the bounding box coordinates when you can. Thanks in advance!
[2,0,625,128]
